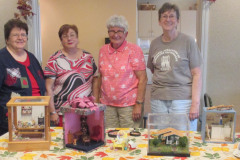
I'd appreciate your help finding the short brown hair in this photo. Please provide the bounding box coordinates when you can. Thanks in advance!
[58,24,78,40]
[4,19,28,41]
[158,3,180,20]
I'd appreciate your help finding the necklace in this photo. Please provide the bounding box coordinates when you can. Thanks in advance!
[162,32,178,42]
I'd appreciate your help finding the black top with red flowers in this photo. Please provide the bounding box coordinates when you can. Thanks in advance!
[0,47,45,135]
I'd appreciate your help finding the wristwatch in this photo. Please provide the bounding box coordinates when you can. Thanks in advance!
[50,111,57,115]
[136,100,144,105]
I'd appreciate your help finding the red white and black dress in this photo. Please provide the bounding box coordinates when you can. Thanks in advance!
[44,50,97,112]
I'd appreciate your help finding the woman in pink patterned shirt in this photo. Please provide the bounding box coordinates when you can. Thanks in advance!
[98,15,147,128]
[44,24,98,126]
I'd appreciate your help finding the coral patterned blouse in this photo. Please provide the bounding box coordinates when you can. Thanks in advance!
[99,41,146,107]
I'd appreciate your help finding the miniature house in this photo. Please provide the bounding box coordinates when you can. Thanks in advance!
[157,128,184,145]
[201,107,236,143]
[60,103,106,152]
[147,113,190,157]
[6,96,51,151]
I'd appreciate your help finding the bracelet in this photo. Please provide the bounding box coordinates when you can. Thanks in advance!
[50,111,57,115]
[136,100,144,105]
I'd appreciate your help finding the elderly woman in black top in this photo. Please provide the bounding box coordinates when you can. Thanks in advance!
[0,19,45,135]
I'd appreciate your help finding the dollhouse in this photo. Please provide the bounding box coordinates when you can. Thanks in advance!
[60,97,106,152]
[201,107,236,143]
[6,96,51,151]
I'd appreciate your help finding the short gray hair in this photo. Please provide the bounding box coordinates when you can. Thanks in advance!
[106,15,128,32]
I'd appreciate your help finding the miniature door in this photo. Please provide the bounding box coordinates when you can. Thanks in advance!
[6,96,51,151]
[201,107,236,143]
[60,104,106,152]
[147,113,190,157]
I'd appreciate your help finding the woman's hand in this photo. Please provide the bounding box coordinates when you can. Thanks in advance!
[189,104,199,120]
[50,113,59,125]
[132,104,142,121]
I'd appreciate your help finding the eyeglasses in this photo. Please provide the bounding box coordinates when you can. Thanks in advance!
[11,33,28,38]
[108,30,125,36]
[62,34,77,39]
[161,14,176,20]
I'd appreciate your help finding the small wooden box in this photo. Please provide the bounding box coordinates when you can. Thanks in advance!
[201,107,236,143]
[6,96,51,151]
[140,4,156,10]
[60,104,106,152]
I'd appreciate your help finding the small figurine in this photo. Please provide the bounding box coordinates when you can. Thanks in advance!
[67,130,74,144]
[128,140,137,150]
[73,138,77,145]
[219,116,223,125]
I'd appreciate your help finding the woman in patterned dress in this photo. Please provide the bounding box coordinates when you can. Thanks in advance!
[44,24,98,126]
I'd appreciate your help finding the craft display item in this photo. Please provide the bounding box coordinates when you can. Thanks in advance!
[6,96,51,151]
[60,103,106,152]
[147,113,190,157]
[201,107,236,144]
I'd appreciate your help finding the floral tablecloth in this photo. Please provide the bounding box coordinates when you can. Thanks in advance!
[0,127,239,160]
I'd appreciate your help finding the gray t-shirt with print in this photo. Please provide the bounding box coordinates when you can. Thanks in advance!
[147,32,202,100]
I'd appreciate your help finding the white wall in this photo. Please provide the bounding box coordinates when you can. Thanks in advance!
[0,0,18,48]
[207,0,240,112]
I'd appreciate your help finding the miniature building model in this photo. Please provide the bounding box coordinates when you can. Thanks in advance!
[60,100,106,152]
[201,107,236,143]
[156,127,184,145]
[6,96,51,151]
[147,113,190,157]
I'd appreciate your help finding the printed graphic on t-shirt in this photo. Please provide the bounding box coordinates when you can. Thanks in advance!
[153,49,180,71]
[161,55,171,71]
[5,68,21,86]
[20,77,29,88]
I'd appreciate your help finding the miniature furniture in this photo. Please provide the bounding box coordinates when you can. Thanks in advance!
[201,107,236,143]
[6,96,51,151]
[147,113,190,157]
[112,130,128,151]
[60,103,106,152]
[112,139,125,151]
[90,125,102,142]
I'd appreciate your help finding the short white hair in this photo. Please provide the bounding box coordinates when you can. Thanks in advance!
[106,15,128,32]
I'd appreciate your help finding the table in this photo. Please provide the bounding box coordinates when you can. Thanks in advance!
[0,127,239,160]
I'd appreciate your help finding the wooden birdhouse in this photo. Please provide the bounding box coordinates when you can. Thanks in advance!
[60,97,106,152]
[201,106,236,143]
[6,96,51,151]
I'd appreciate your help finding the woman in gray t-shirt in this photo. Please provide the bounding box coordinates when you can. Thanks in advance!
[147,3,202,131]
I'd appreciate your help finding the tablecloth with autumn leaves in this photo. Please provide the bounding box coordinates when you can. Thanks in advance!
[0,127,239,160]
